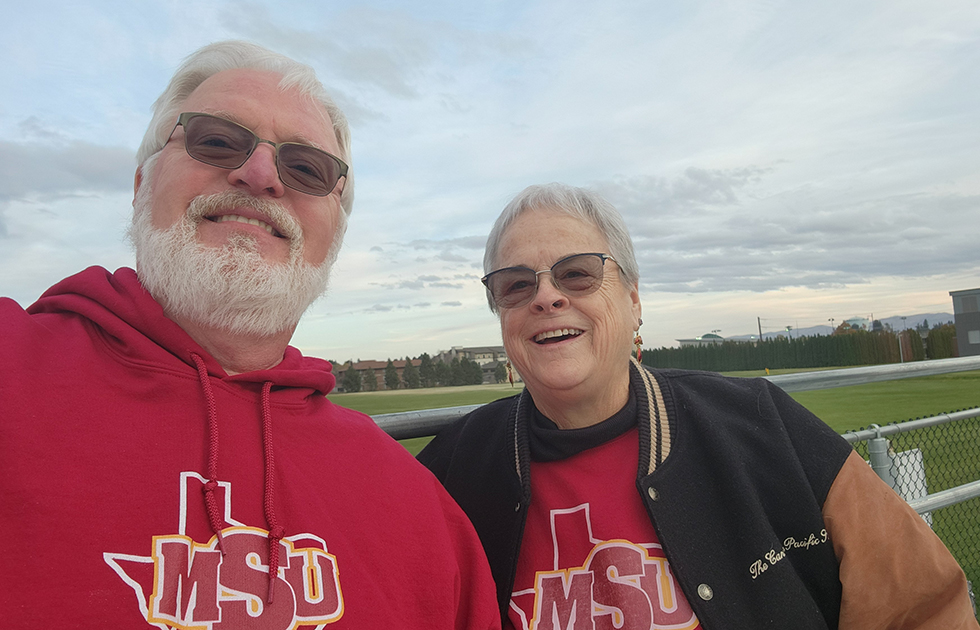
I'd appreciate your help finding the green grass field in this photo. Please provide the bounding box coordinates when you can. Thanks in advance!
[726,369,980,433]
[327,383,519,416]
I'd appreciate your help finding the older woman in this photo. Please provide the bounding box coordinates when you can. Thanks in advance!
[419,184,975,630]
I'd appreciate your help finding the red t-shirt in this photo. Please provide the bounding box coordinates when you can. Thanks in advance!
[506,427,700,630]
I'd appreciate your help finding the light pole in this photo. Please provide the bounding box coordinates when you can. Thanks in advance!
[828,318,835,334]
[897,316,906,363]
[900,316,908,362]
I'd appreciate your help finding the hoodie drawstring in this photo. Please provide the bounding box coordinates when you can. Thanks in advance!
[261,380,284,604]
[192,353,227,555]
[191,353,283,604]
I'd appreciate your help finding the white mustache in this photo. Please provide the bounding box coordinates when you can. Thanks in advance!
[186,191,303,244]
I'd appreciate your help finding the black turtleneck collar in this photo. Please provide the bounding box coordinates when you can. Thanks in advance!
[528,388,637,462]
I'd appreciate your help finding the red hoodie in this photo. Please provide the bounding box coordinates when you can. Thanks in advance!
[0,266,500,629]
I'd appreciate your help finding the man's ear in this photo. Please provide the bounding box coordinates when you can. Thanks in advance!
[133,168,143,206]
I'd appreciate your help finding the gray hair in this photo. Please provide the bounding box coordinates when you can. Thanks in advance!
[483,183,639,312]
[136,40,354,216]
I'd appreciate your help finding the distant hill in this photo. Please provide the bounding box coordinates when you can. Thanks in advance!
[725,312,953,342]
[878,313,953,332]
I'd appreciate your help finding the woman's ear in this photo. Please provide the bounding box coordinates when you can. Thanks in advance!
[630,282,642,328]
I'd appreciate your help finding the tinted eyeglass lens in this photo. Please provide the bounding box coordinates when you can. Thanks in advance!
[552,254,604,293]
[183,115,256,168]
[488,269,538,309]
[278,144,342,196]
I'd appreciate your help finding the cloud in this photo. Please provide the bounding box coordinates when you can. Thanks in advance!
[0,139,134,202]
[18,117,71,143]
[436,251,469,263]
[370,272,468,291]
[407,236,485,250]
[596,166,773,215]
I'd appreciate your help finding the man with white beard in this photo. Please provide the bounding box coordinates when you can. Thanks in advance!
[0,41,500,629]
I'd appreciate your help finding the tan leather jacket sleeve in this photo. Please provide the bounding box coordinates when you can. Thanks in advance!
[824,450,978,629]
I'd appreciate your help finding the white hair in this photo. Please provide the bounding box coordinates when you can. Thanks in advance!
[136,40,354,216]
[483,183,640,313]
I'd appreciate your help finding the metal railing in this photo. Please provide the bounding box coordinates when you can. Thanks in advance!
[763,355,980,393]
[843,408,980,513]
[373,355,980,439]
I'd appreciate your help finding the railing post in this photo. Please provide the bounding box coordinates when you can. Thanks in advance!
[867,424,897,489]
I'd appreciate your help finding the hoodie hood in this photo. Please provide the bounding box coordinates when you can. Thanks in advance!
[28,266,336,395]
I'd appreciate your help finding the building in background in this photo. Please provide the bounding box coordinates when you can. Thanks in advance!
[335,358,422,392]
[949,288,980,357]
[843,316,870,331]
[433,345,507,366]
[677,333,725,348]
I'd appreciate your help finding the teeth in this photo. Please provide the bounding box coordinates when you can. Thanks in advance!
[534,328,583,342]
[213,214,277,236]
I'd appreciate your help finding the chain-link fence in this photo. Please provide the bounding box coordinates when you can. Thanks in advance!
[846,408,980,612]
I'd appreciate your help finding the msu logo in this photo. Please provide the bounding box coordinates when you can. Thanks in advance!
[509,504,698,630]
[104,472,343,629]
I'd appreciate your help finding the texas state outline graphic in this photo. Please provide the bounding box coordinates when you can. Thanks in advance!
[509,503,699,630]
[103,471,343,630]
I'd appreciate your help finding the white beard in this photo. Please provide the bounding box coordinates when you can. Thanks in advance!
[129,185,339,337]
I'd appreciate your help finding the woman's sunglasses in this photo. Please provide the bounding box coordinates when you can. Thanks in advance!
[482,252,618,309]
[168,112,349,197]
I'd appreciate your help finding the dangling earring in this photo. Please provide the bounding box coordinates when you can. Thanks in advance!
[633,318,643,363]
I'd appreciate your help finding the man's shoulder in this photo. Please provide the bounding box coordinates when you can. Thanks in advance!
[0,292,80,358]
[313,400,433,465]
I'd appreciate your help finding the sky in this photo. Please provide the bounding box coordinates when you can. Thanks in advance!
[1,0,978,363]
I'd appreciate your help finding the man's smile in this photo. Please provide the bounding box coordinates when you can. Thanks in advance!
[208,213,284,238]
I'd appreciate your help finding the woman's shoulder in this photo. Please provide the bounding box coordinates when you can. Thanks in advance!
[417,392,521,473]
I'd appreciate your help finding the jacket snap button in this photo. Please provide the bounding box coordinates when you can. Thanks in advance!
[697,584,713,601]
[647,486,659,501]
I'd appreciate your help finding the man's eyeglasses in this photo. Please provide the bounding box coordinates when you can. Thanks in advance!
[168,112,349,197]
[481,253,618,309]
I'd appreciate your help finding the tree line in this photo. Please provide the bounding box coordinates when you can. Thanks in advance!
[340,353,509,392]
[641,323,958,373]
